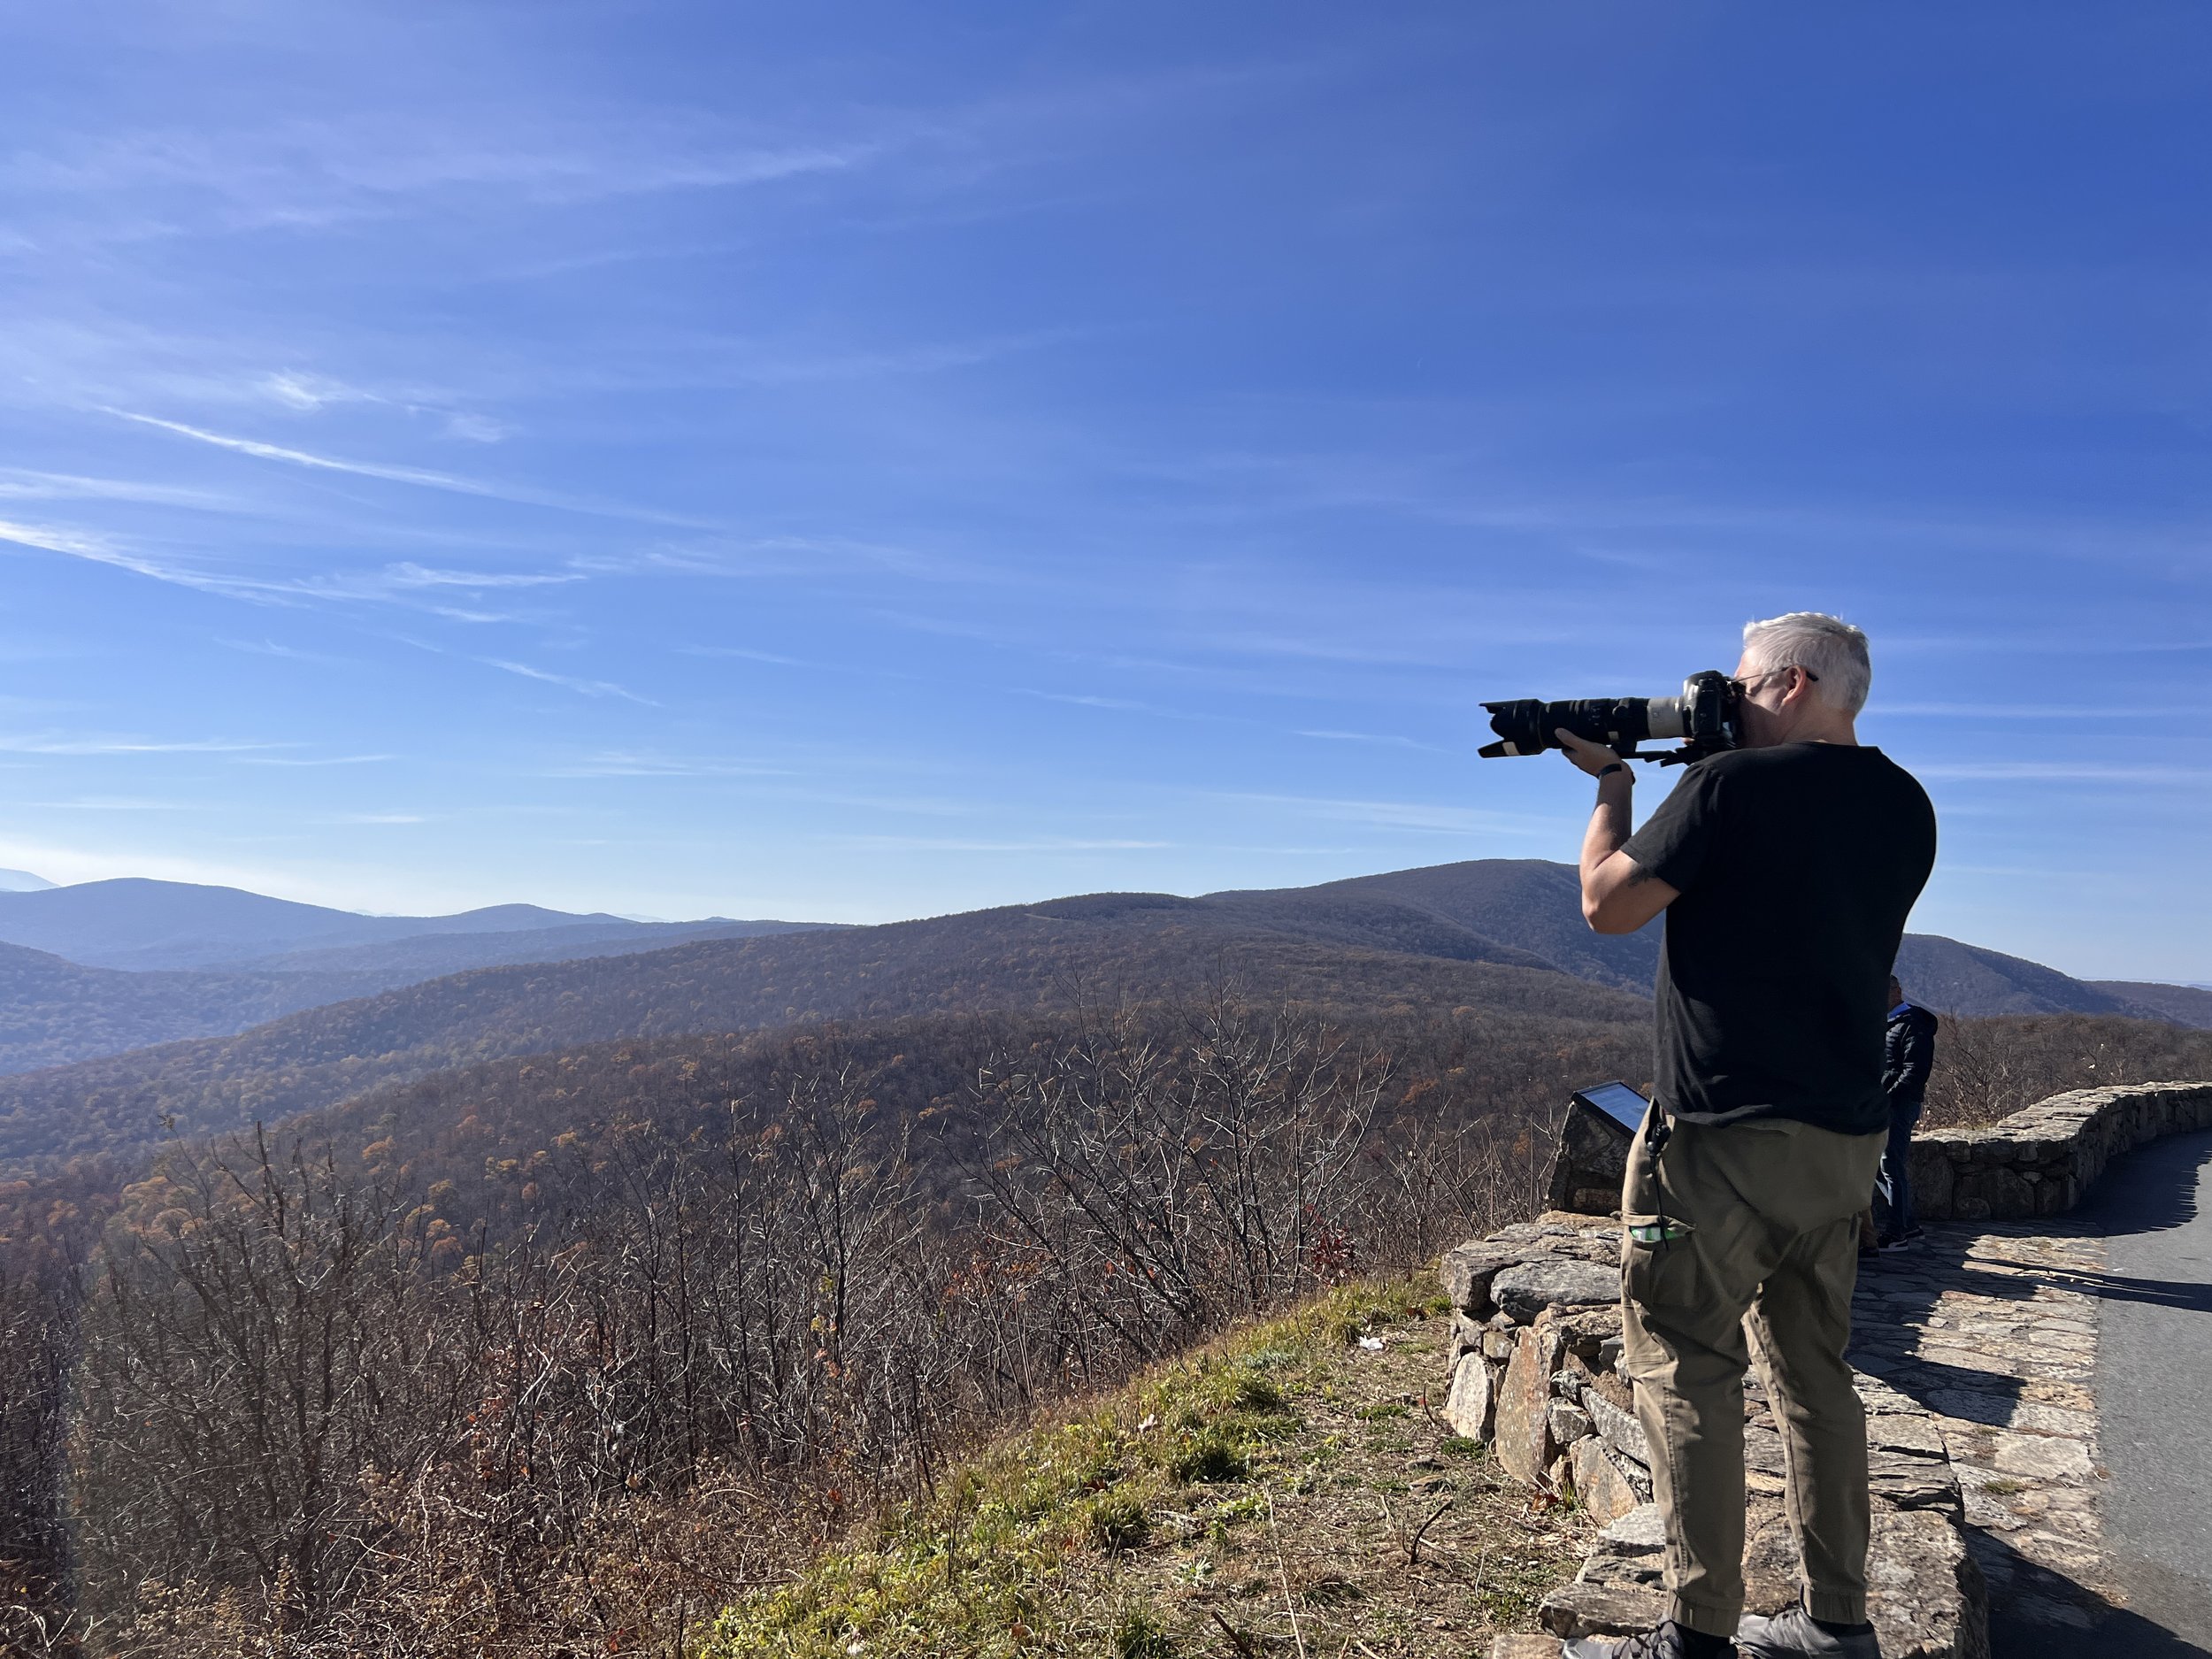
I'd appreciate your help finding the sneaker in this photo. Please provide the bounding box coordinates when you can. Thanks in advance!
[1734,1601,1879,1658]
[1564,1620,1736,1657]
[1879,1229,1924,1254]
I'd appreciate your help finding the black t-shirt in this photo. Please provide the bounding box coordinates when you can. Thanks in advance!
[1621,742,1937,1135]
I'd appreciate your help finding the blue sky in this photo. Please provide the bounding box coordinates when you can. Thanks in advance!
[2,3,2208,979]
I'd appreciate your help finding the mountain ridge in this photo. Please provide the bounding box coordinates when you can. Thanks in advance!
[0,898,1654,1169]
[0,856,2196,1172]
[0,876,818,972]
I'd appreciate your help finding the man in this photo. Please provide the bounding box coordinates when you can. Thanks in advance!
[1875,980,1939,1251]
[1551,613,1937,1659]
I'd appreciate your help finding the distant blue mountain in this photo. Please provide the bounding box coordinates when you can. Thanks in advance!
[0,877,814,972]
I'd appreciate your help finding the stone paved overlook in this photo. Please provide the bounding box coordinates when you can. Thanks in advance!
[1455,1081,2212,1658]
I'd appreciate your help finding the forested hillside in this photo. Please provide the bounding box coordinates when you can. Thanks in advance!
[0,903,1650,1169]
[10,990,2207,1657]
[0,926,823,1077]
[2,995,1628,1654]
[0,941,387,1074]
[1893,934,2173,1020]
[4,856,2198,1171]
[2090,979,2212,1030]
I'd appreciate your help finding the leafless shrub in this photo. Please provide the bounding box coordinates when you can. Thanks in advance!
[42,997,1596,1655]
[68,1132,468,1640]
[1919,1012,2212,1129]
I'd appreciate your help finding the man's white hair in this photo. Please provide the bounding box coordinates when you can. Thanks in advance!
[1740,611,1871,716]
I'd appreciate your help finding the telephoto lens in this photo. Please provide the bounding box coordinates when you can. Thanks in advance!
[1477,695,1661,757]
[1476,671,1740,764]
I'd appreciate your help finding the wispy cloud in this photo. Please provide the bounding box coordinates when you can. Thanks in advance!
[1294,728,1446,751]
[836,835,1171,853]
[483,658,657,704]
[114,409,499,490]
[679,644,812,666]
[1018,688,1271,729]
[0,732,286,756]
[255,370,510,443]
[233,752,395,766]
[384,562,580,590]
[9,509,588,615]
[583,532,966,582]
[0,470,234,508]
[28,795,205,810]
[1029,690,1155,712]
[110,410,711,527]
[326,811,428,825]
[0,116,879,241]
[258,370,377,411]
[541,750,795,779]
[442,412,507,443]
[219,637,345,662]
[0,515,132,560]
[0,514,311,603]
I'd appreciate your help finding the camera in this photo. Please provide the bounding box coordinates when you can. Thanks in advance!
[1478,669,1742,766]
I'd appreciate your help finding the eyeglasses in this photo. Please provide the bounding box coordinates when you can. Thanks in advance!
[1740,665,1818,689]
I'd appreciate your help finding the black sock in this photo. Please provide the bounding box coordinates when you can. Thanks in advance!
[1667,1624,1734,1659]
[1807,1609,1874,1635]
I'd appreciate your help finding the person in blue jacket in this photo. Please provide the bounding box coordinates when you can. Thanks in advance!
[1876,977,1939,1250]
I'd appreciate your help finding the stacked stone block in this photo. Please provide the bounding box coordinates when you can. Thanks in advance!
[1910,1081,2212,1222]
[1445,1212,1988,1658]
[1457,1082,2212,1655]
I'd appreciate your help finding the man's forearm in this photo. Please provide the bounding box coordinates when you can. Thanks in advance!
[1578,768,1636,884]
[1553,733,1678,933]
[1576,768,1678,933]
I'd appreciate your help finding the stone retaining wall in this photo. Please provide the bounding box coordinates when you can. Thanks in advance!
[1910,1081,2212,1222]
[1445,1214,1987,1659]
[1456,1079,2212,1656]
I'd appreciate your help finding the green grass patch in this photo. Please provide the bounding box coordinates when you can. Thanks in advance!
[697,1280,1425,1659]
[1109,1603,1180,1658]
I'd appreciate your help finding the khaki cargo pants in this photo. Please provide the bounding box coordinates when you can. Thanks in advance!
[1619,1111,1888,1639]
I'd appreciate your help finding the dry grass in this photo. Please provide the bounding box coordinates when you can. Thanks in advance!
[702,1278,1589,1658]
[1064,1304,1586,1657]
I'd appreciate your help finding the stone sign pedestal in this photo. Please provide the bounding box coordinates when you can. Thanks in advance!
[1542,1090,1639,1215]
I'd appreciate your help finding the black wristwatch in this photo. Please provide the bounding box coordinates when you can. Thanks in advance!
[1597,762,1629,780]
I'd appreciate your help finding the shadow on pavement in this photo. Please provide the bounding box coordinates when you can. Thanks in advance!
[1978,1531,2212,1658]
[2081,1131,2209,1238]
[2014,1263,2212,1314]
[2070,1128,2212,1655]
[1845,1133,2212,1655]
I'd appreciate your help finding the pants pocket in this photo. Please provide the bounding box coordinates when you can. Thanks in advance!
[1622,1211,1708,1320]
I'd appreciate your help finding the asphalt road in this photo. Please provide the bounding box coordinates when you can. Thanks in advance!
[2079,1127,2212,1655]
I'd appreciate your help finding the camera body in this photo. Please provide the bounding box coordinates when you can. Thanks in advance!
[1478,669,1741,765]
